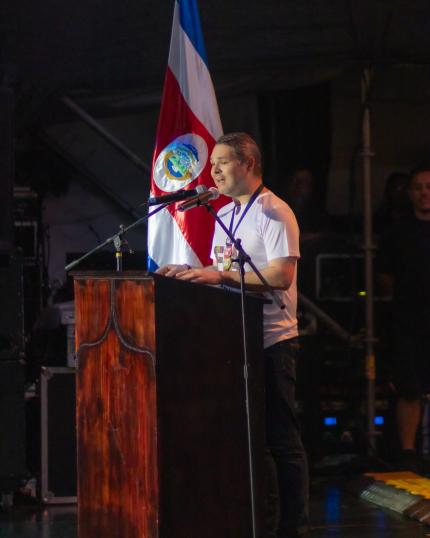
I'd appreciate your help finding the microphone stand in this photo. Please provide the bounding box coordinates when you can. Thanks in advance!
[64,203,169,272]
[203,203,285,538]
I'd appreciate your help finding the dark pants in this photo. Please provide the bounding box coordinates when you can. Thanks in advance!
[390,330,430,400]
[264,338,309,538]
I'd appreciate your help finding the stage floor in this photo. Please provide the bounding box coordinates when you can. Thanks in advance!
[0,477,428,537]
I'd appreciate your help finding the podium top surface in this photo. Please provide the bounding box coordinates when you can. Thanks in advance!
[71,270,268,304]
[71,270,153,280]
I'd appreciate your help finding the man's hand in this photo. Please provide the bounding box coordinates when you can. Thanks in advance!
[176,267,222,285]
[156,257,297,291]
[155,264,190,277]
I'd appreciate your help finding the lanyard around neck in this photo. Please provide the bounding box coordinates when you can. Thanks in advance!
[228,183,264,237]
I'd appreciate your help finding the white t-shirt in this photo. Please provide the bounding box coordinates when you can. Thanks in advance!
[211,190,300,349]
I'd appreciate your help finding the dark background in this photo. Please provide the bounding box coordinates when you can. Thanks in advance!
[1,0,430,490]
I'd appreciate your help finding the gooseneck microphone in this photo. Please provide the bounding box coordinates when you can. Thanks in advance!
[177,187,220,212]
[147,185,207,205]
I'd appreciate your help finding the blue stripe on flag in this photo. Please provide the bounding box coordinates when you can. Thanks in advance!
[178,0,208,65]
[147,256,159,273]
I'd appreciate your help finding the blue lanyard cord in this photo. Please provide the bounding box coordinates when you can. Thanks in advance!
[228,183,264,238]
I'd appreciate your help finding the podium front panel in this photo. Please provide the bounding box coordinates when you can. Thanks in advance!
[73,272,265,538]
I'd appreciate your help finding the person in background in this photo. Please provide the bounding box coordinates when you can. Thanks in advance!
[285,167,323,241]
[376,165,430,471]
[375,172,412,233]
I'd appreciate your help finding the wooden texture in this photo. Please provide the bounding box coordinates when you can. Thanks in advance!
[73,272,265,538]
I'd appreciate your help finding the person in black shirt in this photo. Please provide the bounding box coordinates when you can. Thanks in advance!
[374,172,412,233]
[377,165,430,469]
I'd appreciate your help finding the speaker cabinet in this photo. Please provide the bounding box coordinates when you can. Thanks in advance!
[0,253,24,355]
[0,360,26,491]
[0,89,14,252]
[40,367,77,504]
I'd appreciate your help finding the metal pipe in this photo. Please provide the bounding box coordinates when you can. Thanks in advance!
[361,68,376,450]
[298,292,351,343]
[38,130,142,220]
[61,95,152,175]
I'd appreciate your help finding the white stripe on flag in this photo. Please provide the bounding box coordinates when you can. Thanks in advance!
[147,208,203,268]
[169,5,222,141]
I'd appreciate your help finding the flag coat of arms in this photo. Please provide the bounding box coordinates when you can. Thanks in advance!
[147,0,224,271]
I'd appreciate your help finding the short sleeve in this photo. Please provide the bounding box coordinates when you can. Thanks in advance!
[260,198,300,260]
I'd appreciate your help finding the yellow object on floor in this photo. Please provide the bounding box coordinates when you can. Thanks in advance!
[366,471,430,499]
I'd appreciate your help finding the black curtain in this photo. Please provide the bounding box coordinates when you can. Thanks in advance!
[258,82,331,208]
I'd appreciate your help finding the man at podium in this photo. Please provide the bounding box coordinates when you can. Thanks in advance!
[157,132,309,538]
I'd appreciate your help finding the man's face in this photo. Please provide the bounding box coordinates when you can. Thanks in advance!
[210,144,249,198]
[291,169,314,200]
[409,171,430,214]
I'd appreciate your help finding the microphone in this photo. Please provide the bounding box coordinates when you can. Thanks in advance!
[177,187,220,212]
[147,185,207,206]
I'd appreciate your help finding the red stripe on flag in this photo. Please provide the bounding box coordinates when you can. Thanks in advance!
[151,68,226,266]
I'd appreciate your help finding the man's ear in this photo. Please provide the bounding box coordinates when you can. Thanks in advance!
[246,155,256,173]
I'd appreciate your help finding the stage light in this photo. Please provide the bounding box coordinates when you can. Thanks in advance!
[324,417,337,426]
[374,416,384,425]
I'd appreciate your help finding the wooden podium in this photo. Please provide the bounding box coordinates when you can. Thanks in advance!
[73,271,265,538]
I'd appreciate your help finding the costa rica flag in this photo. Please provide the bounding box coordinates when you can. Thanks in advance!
[147,0,225,271]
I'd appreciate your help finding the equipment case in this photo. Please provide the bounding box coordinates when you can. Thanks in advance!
[40,367,76,504]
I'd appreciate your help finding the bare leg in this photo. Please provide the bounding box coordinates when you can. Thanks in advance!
[397,398,421,450]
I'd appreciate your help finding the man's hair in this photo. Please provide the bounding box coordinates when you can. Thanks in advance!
[216,132,262,176]
[410,163,430,183]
